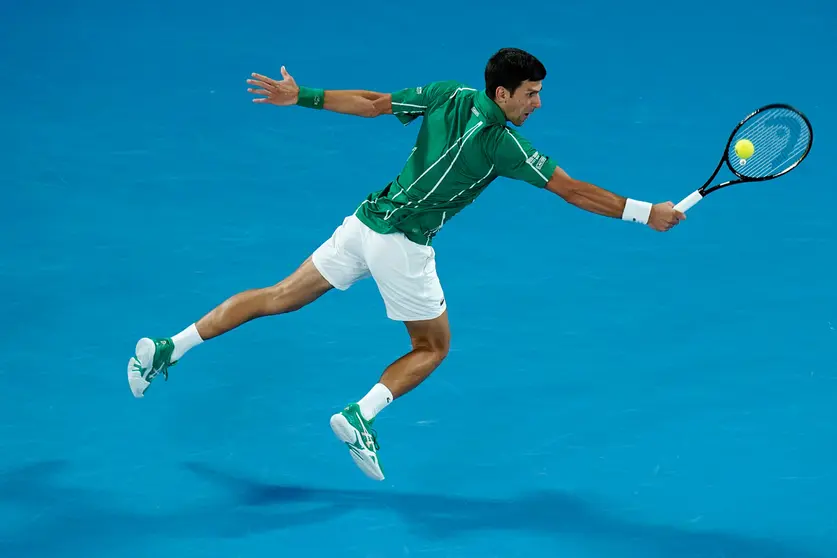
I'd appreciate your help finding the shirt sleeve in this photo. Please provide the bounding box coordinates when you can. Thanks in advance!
[491,127,558,188]
[389,80,464,125]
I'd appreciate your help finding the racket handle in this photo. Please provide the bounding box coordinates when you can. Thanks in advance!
[674,190,703,213]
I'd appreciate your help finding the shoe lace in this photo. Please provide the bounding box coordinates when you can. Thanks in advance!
[362,427,380,451]
[139,363,169,382]
[150,365,169,381]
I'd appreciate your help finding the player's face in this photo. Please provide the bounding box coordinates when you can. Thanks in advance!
[503,80,543,126]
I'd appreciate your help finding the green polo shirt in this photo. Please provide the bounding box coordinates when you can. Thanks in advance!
[354,80,558,246]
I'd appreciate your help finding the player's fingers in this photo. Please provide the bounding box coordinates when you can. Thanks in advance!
[248,88,270,97]
[281,65,293,81]
[250,73,278,85]
[247,79,274,90]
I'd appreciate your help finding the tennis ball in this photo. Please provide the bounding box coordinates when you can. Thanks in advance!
[735,139,755,159]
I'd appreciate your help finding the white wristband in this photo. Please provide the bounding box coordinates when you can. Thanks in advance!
[621,198,652,224]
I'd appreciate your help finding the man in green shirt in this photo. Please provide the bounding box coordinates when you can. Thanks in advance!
[126,48,685,481]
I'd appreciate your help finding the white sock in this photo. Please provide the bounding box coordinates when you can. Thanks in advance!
[170,323,203,362]
[357,383,394,421]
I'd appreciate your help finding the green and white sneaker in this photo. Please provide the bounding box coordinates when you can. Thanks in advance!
[127,337,176,398]
[330,403,384,481]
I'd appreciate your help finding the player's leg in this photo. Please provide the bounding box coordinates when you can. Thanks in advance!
[193,255,332,341]
[127,216,371,398]
[127,257,333,397]
[329,219,449,480]
[379,310,451,399]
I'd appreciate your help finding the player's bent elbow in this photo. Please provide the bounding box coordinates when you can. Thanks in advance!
[367,95,392,118]
[358,100,380,118]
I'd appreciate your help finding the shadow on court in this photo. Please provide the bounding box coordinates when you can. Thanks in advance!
[181,462,825,558]
[0,459,826,558]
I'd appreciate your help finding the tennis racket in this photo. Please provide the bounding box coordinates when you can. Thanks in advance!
[674,103,813,213]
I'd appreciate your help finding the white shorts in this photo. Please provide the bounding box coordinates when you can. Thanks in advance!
[312,214,447,322]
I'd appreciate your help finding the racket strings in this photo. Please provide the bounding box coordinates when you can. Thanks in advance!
[729,107,811,179]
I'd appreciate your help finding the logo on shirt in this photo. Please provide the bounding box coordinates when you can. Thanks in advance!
[527,151,547,170]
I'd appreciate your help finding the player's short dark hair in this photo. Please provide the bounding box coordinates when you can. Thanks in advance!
[484,48,546,99]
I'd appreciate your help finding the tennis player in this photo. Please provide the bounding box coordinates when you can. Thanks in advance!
[127,48,685,481]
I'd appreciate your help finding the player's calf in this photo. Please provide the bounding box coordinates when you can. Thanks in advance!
[382,311,451,398]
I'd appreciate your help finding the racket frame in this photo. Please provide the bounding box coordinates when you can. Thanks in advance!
[674,103,813,212]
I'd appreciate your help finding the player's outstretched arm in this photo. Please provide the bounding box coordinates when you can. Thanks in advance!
[247,67,392,118]
[545,166,685,232]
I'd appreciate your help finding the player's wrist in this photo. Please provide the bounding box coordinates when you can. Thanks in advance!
[296,85,325,109]
[621,198,652,224]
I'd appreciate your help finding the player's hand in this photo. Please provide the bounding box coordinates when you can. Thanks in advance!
[247,66,300,106]
[647,202,686,232]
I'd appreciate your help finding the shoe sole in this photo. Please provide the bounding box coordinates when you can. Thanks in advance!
[127,338,155,398]
[329,413,385,481]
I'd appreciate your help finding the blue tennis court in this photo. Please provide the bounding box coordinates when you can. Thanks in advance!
[2,0,836,556]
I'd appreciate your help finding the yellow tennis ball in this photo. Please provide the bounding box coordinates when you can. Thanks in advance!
[735,139,755,159]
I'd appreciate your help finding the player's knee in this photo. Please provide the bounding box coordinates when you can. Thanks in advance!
[412,330,450,364]
[263,283,298,314]
[261,259,333,316]
[262,280,314,315]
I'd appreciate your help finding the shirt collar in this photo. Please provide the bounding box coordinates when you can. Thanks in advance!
[474,90,507,124]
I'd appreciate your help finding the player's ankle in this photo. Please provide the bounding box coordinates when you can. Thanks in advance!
[170,323,203,362]
[357,383,394,421]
